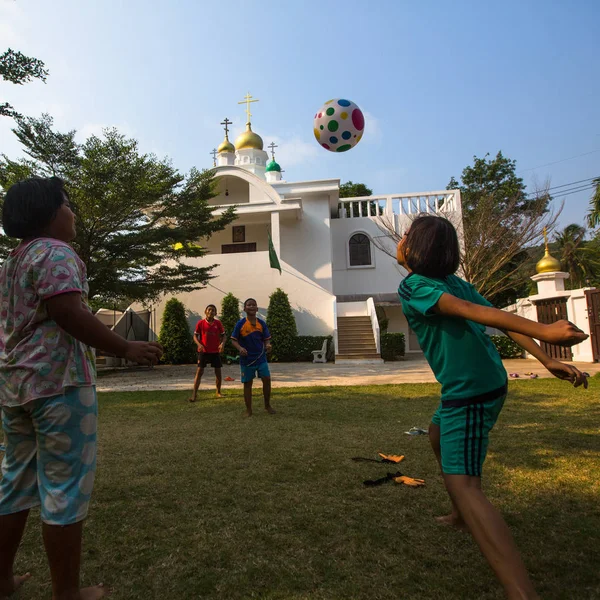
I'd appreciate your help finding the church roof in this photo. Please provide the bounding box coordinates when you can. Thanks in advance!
[235,123,263,150]
[266,159,281,172]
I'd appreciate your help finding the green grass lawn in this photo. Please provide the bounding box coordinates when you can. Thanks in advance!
[10,377,600,599]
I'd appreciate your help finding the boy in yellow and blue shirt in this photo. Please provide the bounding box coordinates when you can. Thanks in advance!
[231,298,276,417]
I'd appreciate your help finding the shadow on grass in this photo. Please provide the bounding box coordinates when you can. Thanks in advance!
[9,379,599,600]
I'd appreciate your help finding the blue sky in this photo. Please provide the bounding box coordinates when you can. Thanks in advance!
[1,0,599,228]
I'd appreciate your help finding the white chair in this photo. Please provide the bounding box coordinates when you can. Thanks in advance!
[312,339,328,363]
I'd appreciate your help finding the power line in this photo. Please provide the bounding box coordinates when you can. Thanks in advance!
[525,177,598,198]
[552,184,596,197]
[545,177,598,191]
[520,149,600,173]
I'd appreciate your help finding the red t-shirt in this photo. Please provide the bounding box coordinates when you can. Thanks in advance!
[194,318,225,353]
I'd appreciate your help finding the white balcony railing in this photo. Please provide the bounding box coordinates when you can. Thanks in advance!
[337,189,461,219]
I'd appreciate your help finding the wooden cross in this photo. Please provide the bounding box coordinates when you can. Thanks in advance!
[210,148,217,166]
[220,118,232,137]
[238,92,259,123]
[268,141,278,160]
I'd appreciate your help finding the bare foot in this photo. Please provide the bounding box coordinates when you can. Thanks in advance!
[244,410,253,417]
[188,397,196,403]
[435,513,468,531]
[0,573,31,598]
[216,393,224,398]
[80,584,110,599]
[265,406,276,414]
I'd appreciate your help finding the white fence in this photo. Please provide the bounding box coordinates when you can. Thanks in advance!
[337,189,461,219]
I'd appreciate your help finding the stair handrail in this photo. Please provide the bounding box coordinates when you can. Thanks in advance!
[366,297,381,354]
[333,299,339,355]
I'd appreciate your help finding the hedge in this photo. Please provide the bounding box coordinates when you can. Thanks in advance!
[159,298,196,364]
[220,293,241,358]
[292,336,335,362]
[381,333,405,361]
[267,288,298,362]
[489,335,523,358]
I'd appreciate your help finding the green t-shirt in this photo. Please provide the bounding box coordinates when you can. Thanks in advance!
[398,273,507,402]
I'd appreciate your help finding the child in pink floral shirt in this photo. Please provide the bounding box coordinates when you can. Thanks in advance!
[0,177,162,599]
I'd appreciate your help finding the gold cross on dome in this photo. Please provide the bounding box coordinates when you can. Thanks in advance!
[238,92,259,124]
[210,148,217,166]
[543,226,548,248]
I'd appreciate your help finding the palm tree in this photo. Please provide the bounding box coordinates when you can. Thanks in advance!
[554,224,597,289]
[588,178,600,229]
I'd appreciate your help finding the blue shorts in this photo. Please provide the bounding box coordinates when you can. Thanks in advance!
[241,362,270,383]
[0,386,97,525]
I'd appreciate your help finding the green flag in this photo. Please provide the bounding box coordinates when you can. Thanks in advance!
[268,232,282,274]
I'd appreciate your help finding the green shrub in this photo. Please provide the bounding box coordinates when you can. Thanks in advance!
[489,335,523,358]
[381,332,405,361]
[220,293,241,358]
[292,336,334,362]
[375,305,389,334]
[159,298,196,364]
[266,288,298,362]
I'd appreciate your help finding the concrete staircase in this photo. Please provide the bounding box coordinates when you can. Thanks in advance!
[336,316,382,362]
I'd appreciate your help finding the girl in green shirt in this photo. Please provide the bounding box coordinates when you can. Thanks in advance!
[397,215,588,600]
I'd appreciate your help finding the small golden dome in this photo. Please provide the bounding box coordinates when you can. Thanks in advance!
[218,135,235,154]
[536,248,562,274]
[235,123,263,150]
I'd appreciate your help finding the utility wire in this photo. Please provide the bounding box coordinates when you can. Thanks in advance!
[520,149,600,173]
[525,178,598,198]
[544,177,598,191]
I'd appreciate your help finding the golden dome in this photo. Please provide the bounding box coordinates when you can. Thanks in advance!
[235,123,263,150]
[218,135,235,154]
[536,248,562,274]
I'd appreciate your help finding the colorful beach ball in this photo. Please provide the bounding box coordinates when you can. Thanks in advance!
[313,98,365,152]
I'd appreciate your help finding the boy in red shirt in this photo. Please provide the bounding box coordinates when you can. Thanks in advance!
[189,304,227,402]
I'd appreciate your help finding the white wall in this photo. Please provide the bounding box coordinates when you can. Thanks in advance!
[141,252,336,339]
[505,288,596,362]
[337,302,368,317]
[568,291,595,362]
[201,223,270,254]
[331,217,406,297]
[280,194,334,294]
[382,305,421,352]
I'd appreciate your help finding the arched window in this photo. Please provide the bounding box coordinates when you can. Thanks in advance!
[349,233,372,266]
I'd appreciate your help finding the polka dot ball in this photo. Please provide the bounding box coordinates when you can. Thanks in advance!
[313,98,365,153]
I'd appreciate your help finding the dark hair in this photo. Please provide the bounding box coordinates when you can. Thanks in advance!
[404,215,460,278]
[205,304,217,313]
[243,298,257,309]
[2,177,69,239]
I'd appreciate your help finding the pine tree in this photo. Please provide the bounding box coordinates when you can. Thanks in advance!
[159,298,195,364]
[266,288,297,362]
[220,293,241,358]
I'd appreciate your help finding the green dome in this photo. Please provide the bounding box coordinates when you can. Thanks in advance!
[266,159,281,172]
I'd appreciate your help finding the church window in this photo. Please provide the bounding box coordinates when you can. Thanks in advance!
[349,233,372,266]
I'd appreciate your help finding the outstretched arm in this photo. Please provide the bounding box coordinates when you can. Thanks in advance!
[506,331,588,388]
[435,293,588,347]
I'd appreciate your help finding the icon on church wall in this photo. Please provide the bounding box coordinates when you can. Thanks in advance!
[314,98,365,153]
[232,226,246,243]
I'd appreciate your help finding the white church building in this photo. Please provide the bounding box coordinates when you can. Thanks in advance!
[144,105,463,362]
[132,103,600,364]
